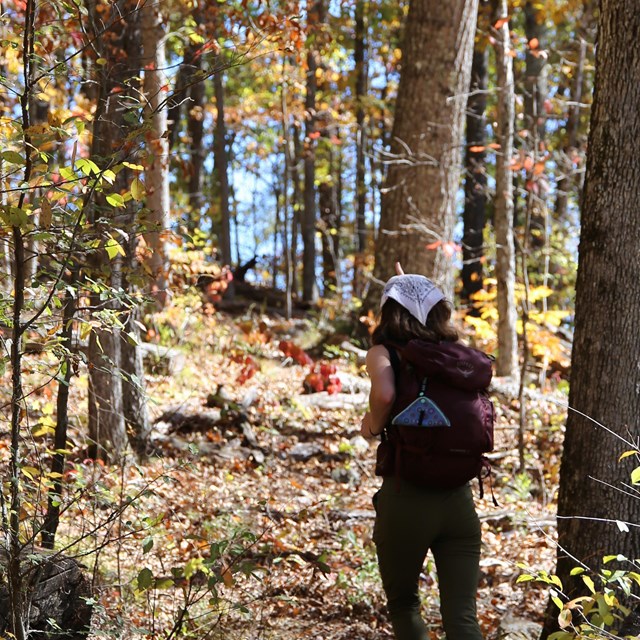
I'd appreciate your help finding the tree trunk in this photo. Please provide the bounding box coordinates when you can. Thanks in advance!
[0,549,93,639]
[213,59,232,270]
[319,127,340,296]
[461,42,489,305]
[85,0,137,462]
[491,0,518,378]
[87,266,126,461]
[291,121,302,298]
[141,0,170,306]
[369,0,478,300]
[187,62,206,227]
[302,1,324,303]
[543,0,640,634]
[41,276,77,549]
[353,0,368,298]
[555,37,586,222]
[524,1,549,245]
[354,0,368,255]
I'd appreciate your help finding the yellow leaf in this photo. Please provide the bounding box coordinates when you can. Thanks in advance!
[130,177,145,201]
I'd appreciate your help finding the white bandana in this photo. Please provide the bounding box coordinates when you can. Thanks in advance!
[380,274,445,325]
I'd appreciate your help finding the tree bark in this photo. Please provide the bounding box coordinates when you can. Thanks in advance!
[302,1,325,304]
[461,42,488,305]
[555,37,586,222]
[354,0,368,255]
[543,0,640,633]
[85,0,135,462]
[213,59,232,270]
[319,125,340,296]
[141,0,170,306]
[353,0,368,298]
[369,0,478,301]
[524,1,549,246]
[491,0,518,378]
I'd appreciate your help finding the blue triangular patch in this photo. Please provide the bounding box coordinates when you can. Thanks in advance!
[391,396,451,428]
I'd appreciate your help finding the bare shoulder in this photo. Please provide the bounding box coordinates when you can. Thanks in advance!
[366,344,391,369]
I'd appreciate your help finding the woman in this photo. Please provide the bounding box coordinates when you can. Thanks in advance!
[361,264,484,640]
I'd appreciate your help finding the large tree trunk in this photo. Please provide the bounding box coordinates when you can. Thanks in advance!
[85,0,136,462]
[461,41,488,305]
[543,0,640,634]
[369,0,478,300]
[141,0,170,305]
[491,0,518,378]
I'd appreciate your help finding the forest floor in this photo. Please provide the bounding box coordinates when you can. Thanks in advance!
[5,307,568,640]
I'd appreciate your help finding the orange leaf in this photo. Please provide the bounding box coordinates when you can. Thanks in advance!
[425,240,442,251]
[469,145,485,153]
[533,161,546,176]
[528,37,539,50]
[493,16,509,29]
[488,142,501,150]
[308,131,321,140]
[507,49,517,58]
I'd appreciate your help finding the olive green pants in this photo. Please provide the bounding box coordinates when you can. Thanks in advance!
[373,478,483,640]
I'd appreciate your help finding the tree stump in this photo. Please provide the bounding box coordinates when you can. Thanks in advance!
[0,548,93,639]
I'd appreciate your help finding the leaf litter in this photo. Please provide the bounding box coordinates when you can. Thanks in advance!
[2,311,566,639]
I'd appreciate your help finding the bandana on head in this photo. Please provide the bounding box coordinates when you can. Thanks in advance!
[380,274,445,325]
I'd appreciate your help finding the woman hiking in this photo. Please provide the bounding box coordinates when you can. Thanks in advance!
[361,262,487,640]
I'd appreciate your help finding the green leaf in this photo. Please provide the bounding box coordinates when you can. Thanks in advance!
[516,574,535,583]
[552,595,564,610]
[549,574,563,590]
[570,567,585,576]
[59,166,77,182]
[106,193,125,208]
[137,567,153,591]
[2,150,25,164]
[603,554,626,564]
[104,237,125,260]
[154,578,174,589]
[631,466,640,485]
[142,537,154,554]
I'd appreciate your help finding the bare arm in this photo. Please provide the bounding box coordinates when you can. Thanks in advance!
[361,345,396,438]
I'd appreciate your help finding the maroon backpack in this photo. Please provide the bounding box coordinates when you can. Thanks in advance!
[375,340,495,494]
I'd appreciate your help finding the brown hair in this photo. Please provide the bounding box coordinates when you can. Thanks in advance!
[371,298,459,346]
